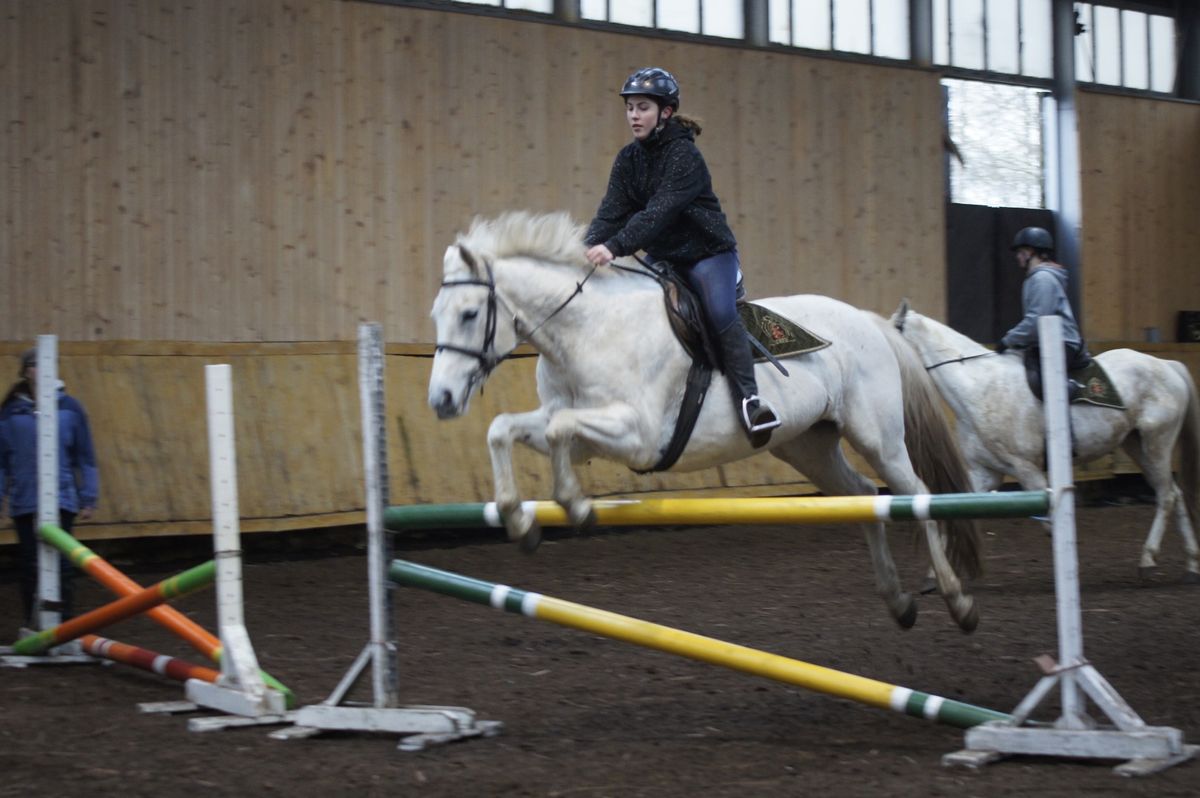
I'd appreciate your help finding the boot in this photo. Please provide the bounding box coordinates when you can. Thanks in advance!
[716,321,781,447]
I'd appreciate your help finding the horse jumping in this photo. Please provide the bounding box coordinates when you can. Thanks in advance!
[428,211,984,631]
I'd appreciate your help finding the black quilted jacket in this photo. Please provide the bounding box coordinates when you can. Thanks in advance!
[584,118,737,265]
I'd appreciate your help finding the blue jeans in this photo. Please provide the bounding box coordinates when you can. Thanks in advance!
[680,250,741,334]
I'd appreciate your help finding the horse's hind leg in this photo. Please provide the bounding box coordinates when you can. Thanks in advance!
[770,426,917,629]
[847,431,977,632]
[1121,432,1199,582]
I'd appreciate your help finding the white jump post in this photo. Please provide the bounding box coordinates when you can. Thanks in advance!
[944,316,1197,776]
[273,323,499,749]
[1,335,91,666]
[176,364,289,728]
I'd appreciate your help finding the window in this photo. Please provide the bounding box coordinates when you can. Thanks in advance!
[944,78,1045,208]
[581,0,742,37]
[1073,3,1177,93]
[770,0,910,60]
[934,0,1052,79]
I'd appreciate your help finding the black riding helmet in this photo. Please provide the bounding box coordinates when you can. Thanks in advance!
[619,67,680,110]
[1011,226,1054,254]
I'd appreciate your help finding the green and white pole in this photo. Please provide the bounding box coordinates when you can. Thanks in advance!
[390,560,1012,730]
[385,491,1051,532]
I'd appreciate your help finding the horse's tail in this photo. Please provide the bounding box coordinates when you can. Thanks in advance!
[1169,360,1200,538]
[872,314,984,580]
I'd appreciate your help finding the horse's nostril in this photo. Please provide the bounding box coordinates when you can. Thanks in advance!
[440,389,453,409]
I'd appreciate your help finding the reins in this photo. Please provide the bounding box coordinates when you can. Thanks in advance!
[924,351,999,371]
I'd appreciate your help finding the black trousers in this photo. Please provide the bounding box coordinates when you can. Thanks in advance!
[1022,343,1093,401]
[14,510,77,627]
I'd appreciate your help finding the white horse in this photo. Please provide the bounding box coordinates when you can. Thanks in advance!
[892,301,1200,582]
[428,211,984,631]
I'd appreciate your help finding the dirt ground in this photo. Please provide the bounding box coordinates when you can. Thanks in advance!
[2,498,1199,797]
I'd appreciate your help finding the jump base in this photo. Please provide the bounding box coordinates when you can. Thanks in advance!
[274,705,502,751]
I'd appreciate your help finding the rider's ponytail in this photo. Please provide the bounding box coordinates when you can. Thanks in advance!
[674,114,703,136]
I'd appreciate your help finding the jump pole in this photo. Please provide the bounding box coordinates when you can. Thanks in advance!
[944,316,1197,776]
[272,323,499,750]
[11,560,216,656]
[179,364,291,729]
[390,559,1011,729]
[385,491,1051,532]
[33,523,293,701]
[80,635,221,685]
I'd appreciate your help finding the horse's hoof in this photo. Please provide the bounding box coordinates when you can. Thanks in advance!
[919,576,939,596]
[518,521,543,554]
[956,600,979,634]
[569,502,597,532]
[1137,565,1156,584]
[894,594,918,629]
[1181,571,1200,585]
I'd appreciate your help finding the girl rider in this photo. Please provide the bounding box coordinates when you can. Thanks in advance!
[584,67,781,446]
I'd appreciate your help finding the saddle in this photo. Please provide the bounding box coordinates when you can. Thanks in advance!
[656,265,830,369]
[636,263,830,473]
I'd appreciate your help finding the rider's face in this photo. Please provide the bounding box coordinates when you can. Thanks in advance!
[1015,247,1034,270]
[626,96,667,141]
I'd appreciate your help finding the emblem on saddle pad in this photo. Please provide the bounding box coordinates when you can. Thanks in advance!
[1072,361,1125,410]
[737,302,830,362]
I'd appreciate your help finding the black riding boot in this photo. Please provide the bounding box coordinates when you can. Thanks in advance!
[716,321,781,447]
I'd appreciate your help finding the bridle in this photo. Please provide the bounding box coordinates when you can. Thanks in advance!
[435,256,600,387]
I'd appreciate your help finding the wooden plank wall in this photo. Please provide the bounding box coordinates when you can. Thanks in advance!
[1078,90,1200,342]
[1,0,946,344]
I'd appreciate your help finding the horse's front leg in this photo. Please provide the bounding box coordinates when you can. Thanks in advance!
[544,403,644,534]
[487,408,551,550]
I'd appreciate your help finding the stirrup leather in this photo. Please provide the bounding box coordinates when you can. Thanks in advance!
[741,395,782,434]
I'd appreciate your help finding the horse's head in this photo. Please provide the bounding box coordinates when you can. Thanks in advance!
[890,299,939,356]
[428,242,516,419]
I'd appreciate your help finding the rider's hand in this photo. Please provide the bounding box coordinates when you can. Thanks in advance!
[995,340,1007,354]
[586,244,614,266]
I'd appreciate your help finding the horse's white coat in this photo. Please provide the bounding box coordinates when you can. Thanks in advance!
[428,212,986,629]
[893,302,1200,579]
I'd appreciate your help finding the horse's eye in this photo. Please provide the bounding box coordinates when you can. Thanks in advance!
[461,308,479,324]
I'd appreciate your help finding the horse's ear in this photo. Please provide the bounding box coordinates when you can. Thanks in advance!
[457,244,481,277]
[892,298,910,330]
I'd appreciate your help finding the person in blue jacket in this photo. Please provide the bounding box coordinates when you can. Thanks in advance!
[584,67,781,447]
[996,226,1093,401]
[0,348,99,627]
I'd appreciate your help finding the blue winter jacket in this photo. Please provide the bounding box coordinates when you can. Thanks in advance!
[0,384,99,517]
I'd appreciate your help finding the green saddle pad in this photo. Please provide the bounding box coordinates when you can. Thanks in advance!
[1071,361,1125,409]
[738,302,830,361]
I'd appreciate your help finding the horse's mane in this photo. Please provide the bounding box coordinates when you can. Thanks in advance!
[457,211,586,266]
[910,309,990,355]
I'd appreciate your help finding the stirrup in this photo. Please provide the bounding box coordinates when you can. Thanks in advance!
[741,395,782,434]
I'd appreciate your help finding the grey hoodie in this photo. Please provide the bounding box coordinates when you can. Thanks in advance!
[1001,264,1085,351]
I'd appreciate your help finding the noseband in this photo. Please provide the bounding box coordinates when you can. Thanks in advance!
[435,258,599,384]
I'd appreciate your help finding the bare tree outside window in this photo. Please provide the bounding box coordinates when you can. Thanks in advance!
[945,79,1045,208]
